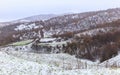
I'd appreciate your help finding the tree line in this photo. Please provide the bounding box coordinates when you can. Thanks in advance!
[63,30,120,62]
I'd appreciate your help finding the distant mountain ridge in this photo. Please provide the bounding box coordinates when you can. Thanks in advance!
[0,14,57,27]
[20,14,57,21]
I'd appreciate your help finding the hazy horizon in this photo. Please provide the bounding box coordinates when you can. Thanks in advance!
[0,0,120,22]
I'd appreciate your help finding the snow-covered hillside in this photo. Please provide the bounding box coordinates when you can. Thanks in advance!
[100,54,120,67]
[14,23,41,31]
[1,8,120,75]
[0,50,120,75]
[75,27,120,36]
[45,8,120,34]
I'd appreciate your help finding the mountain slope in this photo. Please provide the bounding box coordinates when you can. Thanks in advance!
[21,14,57,21]
[0,14,57,27]
[0,50,120,75]
[1,8,120,46]
[44,8,120,34]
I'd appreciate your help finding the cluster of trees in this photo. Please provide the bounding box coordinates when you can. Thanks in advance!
[0,28,44,46]
[0,32,20,46]
[0,21,45,46]
[52,32,74,39]
[63,30,120,62]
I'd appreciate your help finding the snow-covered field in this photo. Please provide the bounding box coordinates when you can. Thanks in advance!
[0,49,120,75]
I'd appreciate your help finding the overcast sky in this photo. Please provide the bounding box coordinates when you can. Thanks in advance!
[0,0,120,22]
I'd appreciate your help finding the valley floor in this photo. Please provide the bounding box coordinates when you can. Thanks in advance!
[0,50,120,75]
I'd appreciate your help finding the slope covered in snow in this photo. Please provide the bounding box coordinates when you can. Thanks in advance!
[75,27,120,37]
[0,50,120,75]
[14,23,40,31]
[45,8,120,34]
[101,54,120,67]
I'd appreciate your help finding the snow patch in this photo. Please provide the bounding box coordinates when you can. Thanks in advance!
[14,23,40,31]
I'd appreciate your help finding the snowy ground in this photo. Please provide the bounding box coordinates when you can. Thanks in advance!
[0,49,120,75]
[100,54,120,67]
